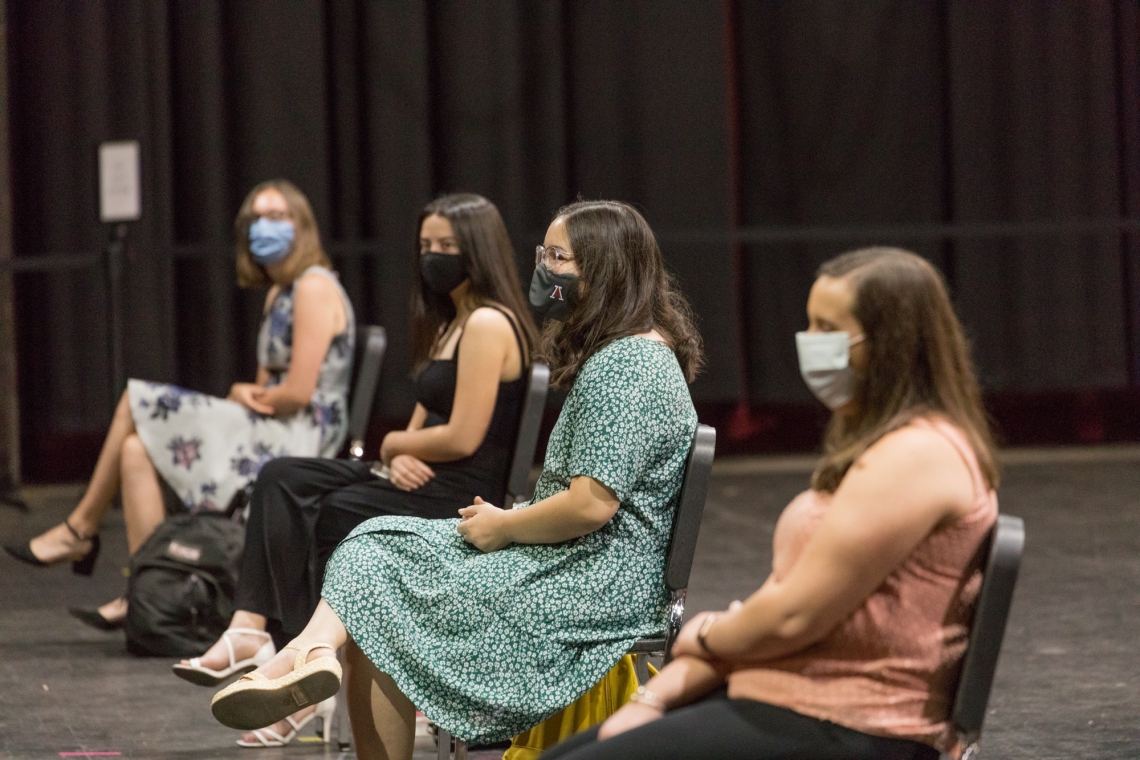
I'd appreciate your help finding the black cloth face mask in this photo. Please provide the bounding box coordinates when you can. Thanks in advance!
[420,252,468,295]
[529,262,579,322]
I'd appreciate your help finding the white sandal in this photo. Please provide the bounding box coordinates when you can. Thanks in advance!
[171,628,275,687]
[235,695,336,747]
[211,641,342,731]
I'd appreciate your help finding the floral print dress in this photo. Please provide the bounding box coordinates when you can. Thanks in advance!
[128,266,354,512]
[322,337,697,743]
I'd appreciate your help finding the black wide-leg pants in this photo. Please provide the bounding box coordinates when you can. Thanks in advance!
[232,456,467,642]
[540,694,941,760]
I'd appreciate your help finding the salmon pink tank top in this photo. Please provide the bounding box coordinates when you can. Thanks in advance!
[726,417,998,756]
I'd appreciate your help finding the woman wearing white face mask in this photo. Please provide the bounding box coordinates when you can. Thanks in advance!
[4,180,354,631]
[544,247,999,760]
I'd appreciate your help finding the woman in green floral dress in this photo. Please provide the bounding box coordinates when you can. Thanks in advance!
[210,200,705,757]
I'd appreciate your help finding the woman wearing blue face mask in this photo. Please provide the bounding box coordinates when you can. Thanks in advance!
[5,180,354,632]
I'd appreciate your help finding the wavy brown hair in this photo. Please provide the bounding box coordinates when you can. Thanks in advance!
[410,194,538,371]
[538,200,703,388]
[234,180,331,288]
[811,247,999,493]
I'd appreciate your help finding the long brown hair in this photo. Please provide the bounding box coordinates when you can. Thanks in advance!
[409,194,538,370]
[811,247,999,492]
[538,200,704,388]
[234,180,331,288]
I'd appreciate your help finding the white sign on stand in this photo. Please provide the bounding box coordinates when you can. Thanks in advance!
[98,141,141,222]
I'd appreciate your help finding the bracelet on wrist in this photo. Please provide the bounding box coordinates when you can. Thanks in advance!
[696,613,721,659]
[628,685,667,713]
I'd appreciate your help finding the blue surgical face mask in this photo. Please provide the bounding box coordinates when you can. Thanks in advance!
[249,218,295,265]
[795,331,865,410]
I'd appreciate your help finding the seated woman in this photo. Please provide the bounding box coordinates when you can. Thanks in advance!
[204,200,705,758]
[4,180,353,629]
[172,193,537,748]
[543,247,999,760]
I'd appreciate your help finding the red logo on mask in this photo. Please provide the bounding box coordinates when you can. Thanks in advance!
[550,286,564,301]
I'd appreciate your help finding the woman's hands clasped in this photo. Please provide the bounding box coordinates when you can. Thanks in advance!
[388,454,435,492]
[228,383,275,416]
[457,497,512,553]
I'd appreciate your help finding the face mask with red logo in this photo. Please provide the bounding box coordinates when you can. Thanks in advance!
[528,262,579,322]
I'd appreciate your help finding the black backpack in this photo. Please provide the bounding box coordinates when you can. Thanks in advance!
[124,512,245,657]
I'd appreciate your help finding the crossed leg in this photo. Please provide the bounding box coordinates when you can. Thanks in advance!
[226,600,418,759]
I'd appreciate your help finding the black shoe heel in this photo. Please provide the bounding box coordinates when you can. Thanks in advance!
[71,534,100,576]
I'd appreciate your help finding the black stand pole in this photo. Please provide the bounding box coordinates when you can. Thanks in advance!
[106,223,127,412]
[0,474,27,511]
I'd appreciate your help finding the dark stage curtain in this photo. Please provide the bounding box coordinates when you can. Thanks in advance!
[7,1,1140,474]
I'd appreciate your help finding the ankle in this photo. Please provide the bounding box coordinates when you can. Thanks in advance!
[67,516,99,540]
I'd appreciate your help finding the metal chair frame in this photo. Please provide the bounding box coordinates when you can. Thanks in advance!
[941,513,1025,760]
[438,423,717,759]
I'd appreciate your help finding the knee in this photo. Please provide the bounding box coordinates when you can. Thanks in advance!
[116,387,134,419]
[257,457,295,482]
[120,433,149,467]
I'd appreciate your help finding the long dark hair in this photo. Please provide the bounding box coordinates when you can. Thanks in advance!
[811,247,999,493]
[538,200,703,388]
[409,194,538,370]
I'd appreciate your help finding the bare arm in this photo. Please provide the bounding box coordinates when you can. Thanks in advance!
[675,426,977,665]
[405,403,428,432]
[380,308,517,463]
[230,286,279,413]
[256,273,346,416]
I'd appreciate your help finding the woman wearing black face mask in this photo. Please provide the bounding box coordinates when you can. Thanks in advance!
[172,194,536,749]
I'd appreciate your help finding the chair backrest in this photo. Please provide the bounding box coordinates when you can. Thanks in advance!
[951,513,1025,743]
[347,325,388,460]
[663,424,717,591]
[504,363,550,504]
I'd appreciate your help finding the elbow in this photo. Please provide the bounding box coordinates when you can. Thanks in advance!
[772,608,832,650]
[581,502,619,534]
[451,437,481,459]
[274,387,314,415]
[444,425,486,459]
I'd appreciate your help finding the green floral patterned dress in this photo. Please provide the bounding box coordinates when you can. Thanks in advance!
[322,337,697,743]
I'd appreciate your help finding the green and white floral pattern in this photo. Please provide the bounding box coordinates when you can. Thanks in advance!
[323,337,697,743]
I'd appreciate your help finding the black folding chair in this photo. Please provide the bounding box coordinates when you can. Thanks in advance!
[504,363,550,506]
[346,325,388,461]
[941,513,1025,760]
[437,423,717,760]
[629,423,716,680]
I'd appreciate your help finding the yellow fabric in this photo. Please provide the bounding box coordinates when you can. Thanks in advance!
[504,655,657,760]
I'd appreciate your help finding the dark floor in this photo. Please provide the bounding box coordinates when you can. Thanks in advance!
[2,454,1139,759]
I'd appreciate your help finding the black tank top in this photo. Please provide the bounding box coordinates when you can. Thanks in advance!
[412,305,528,504]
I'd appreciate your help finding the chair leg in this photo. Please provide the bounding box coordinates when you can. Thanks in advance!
[634,652,651,685]
[336,647,351,750]
[437,727,451,760]
[455,738,467,760]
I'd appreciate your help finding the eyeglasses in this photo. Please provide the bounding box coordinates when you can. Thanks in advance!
[535,245,574,269]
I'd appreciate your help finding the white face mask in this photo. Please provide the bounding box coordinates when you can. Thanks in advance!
[795,331,865,410]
